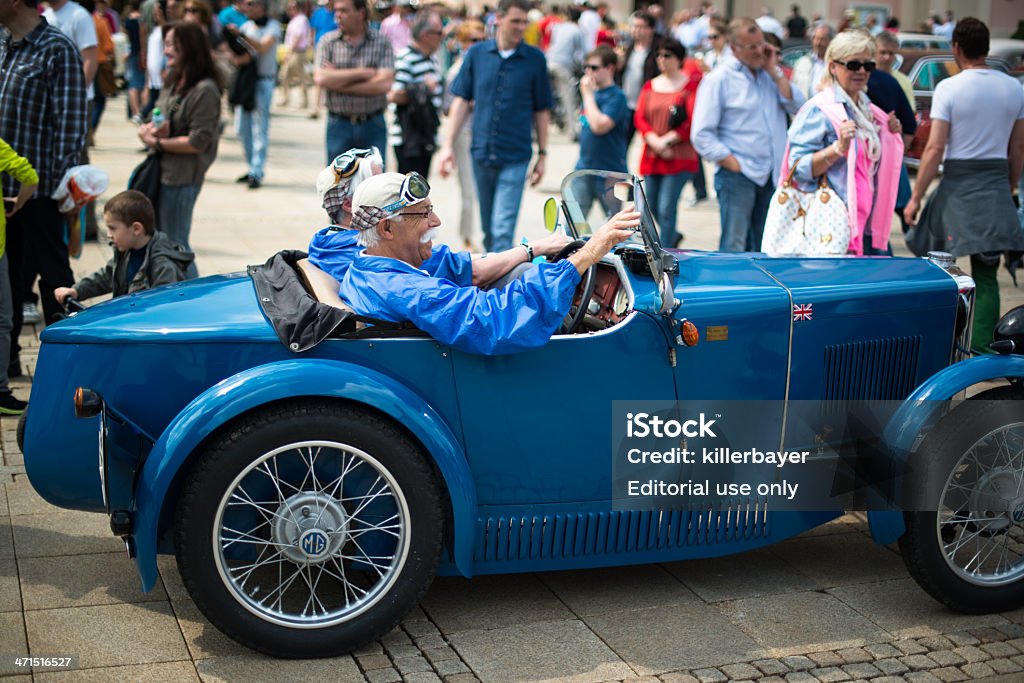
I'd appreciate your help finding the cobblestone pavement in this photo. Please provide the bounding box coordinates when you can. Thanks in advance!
[2,104,1023,682]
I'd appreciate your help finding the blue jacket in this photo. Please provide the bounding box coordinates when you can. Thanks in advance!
[308,227,473,284]
[339,252,581,355]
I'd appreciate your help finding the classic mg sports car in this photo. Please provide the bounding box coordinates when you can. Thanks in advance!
[22,171,1024,658]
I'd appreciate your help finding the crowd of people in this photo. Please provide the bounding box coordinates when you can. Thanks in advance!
[0,0,1022,375]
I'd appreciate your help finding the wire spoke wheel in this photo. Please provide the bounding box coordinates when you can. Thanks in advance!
[175,402,443,657]
[900,394,1024,614]
[936,423,1024,586]
[215,441,411,628]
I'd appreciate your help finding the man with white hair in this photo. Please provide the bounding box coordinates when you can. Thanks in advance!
[338,172,639,355]
[307,147,385,281]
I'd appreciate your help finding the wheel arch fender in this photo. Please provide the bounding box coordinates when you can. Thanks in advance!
[131,359,477,591]
[869,354,1024,546]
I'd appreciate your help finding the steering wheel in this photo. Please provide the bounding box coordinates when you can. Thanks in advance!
[553,240,597,334]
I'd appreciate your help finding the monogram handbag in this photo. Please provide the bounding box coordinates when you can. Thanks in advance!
[761,161,851,256]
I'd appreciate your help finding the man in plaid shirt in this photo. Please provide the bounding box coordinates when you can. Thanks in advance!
[0,0,87,370]
[314,0,394,164]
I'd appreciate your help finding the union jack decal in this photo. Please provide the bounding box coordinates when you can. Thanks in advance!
[793,303,813,321]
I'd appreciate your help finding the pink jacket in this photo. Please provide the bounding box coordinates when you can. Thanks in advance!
[780,89,904,254]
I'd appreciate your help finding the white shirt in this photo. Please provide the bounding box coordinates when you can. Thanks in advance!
[44,1,98,101]
[931,68,1024,160]
[578,9,600,52]
[622,46,648,108]
[146,25,163,89]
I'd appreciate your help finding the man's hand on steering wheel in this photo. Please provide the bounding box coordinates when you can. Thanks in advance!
[530,233,573,258]
[567,210,640,274]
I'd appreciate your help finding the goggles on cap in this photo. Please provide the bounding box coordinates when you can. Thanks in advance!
[331,148,377,181]
[381,172,430,214]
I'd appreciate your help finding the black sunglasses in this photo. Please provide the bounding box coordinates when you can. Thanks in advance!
[708,33,721,39]
[656,51,678,59]
[835,59,876,72]
[583,63,603,71]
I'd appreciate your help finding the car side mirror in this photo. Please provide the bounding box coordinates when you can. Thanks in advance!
[544,197,560,233]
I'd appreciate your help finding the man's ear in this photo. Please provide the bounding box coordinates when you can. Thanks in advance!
[131,221,146,234]
[378,219,395,241]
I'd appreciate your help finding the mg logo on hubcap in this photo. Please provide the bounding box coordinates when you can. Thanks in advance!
[299,529,330,560]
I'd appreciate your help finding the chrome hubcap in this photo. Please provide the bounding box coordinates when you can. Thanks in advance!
[213,441,410,628]
[273,492,349,564]
[937,422,1024,586]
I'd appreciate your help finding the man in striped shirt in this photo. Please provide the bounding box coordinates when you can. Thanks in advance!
[388,10,443,177]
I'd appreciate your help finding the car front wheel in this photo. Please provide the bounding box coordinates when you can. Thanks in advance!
[900,396,1024,613]
[174,400,443,658]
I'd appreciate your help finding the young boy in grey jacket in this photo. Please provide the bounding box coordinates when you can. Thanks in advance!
[54,190,194,305]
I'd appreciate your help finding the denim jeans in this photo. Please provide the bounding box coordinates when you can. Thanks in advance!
[471,159,530,253]
[159,184,201,279]
[645,172,692,247]
[714,168,774,252]
[326,113,387,166]
[236,78,275,180]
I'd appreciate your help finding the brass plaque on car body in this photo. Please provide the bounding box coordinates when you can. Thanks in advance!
[706,326,728,341]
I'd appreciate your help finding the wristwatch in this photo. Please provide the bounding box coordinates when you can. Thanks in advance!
[537,149,547,156]
[520,242,534,261]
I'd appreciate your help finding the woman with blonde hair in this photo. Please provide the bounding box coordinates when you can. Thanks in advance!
[777,30,903,255]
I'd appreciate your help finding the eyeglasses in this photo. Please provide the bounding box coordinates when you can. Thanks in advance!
[382,172,430,214]
[834,59,876,72]
[737,41,766,52]
[708,33,721,39]
[583,63,603,71]
[656,51,678,59]
[393,204,436,220]
[331,147,376,180]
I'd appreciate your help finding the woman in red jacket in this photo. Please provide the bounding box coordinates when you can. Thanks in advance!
[634,38,700,247]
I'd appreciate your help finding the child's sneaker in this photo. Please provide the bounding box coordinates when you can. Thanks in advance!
[0,391,26,415]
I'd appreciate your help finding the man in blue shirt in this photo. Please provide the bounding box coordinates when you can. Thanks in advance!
[573,45,629,216]
[691,17,803,253]
[436,0,553,254]
[339,172,639,355]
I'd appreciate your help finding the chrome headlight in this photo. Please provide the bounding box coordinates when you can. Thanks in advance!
[928,251,975,363]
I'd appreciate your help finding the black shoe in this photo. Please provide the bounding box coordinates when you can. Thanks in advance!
[248,177,262,189]
[236,173,252,183]
[0,391,26,415]
[7,360,21,379]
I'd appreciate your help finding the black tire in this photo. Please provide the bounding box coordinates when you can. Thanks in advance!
[899,397,1024,613]
[969,384,1024,401]
[16,410,26,453]
[174,399,444,658]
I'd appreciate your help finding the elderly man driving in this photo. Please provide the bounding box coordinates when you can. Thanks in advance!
[339,172,641,355]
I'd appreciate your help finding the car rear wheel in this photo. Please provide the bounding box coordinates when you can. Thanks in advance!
[174,400,443,658]
[900,396,1024,613]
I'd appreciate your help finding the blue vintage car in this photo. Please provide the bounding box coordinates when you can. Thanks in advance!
[22,171,1024,658]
